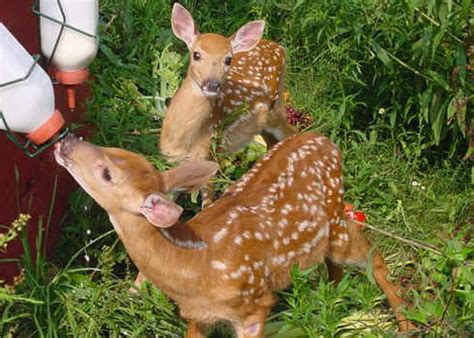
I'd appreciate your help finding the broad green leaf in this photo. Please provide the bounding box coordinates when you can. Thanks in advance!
[99,44,123,67]
[427,70,450,91]
[389,110,397,127]
[406,308,428,324]
[427,0,435,15]
[447,0,453,14]
[419,88,432,123]
[430,94,445,145]
[369,41,393,70]
[406,0,415,24]
[455,46,467,86]
[274,2,293,11]
[431,29,445,61]
[461,0,472,20]
[421,29,433,55]
[437,2,448,27]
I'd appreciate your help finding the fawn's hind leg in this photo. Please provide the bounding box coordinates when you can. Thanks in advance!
[327,220,415,332]
[263,104,295,141]
[220,103,270,153]
[186,321,208,338]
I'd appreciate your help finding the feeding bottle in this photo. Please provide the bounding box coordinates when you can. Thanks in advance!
[39,0,99,110]
[0,23,65,145]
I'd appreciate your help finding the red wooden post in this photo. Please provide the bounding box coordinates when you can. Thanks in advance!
[0,0,91,283]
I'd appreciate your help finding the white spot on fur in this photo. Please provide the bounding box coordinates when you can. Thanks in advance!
[211,260,227,270]
[213,228,228,243]
[230,270,242,279]
[248,274,255,284]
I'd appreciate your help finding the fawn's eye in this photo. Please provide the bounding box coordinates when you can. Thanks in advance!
[224,56,232,65]
[193,51,201,61]
[102,167,112,182]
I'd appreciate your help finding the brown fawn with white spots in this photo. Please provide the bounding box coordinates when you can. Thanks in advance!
[160,3,295,163]
[55,132,415,337]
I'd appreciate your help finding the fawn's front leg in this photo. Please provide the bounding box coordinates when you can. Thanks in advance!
[129,271,147,294]
[234,309,269,338]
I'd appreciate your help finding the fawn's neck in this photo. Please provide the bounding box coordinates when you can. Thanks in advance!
[109,211,209,294]
[162,76,217,158]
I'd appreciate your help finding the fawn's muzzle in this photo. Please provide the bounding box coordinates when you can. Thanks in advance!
[201,79,221,95]
[56,133,79,158]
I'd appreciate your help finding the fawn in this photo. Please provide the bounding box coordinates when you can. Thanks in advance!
[55,132,414,337]
[160,3,295,163]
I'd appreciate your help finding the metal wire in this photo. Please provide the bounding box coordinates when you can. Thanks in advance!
[0,0,98,157]
[32,0,99,69]
[32,0,97,38]
[0,55,40,88]
[35,0,66,69]
[0,111,70,157]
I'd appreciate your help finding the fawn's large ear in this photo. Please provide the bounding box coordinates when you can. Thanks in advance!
[231,20,265,54]
[171,3,198,48]
[140,193,183,228]
[161,160,219,193]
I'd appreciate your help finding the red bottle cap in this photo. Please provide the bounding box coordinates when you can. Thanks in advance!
[55,69,89,110]
[27,109,65,145]
[55,68,89,85]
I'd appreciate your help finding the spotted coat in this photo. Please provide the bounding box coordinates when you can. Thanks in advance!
[188,132,348,307]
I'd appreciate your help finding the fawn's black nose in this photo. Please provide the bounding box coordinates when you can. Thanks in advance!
[202,79,221,93]
[59,133,78,157]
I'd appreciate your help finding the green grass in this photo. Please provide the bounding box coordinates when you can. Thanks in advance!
[1,0,473,336]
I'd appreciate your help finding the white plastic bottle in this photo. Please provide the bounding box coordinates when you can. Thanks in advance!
[0,23,64,145]
[39,0,99,110]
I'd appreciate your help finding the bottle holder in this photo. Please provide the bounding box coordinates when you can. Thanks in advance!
[32,0,98,70]
[0,0,98,157]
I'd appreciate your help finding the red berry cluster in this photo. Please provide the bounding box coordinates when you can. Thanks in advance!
[344,204,367,230]
[285,105,313,128]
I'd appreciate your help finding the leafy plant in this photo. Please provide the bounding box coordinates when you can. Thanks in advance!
[274,267,394,336]
[267,0,473,158]
[407,237,473,334]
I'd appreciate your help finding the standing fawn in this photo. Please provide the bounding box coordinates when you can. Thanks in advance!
[160,3,295,163]
[55,132,415,337]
